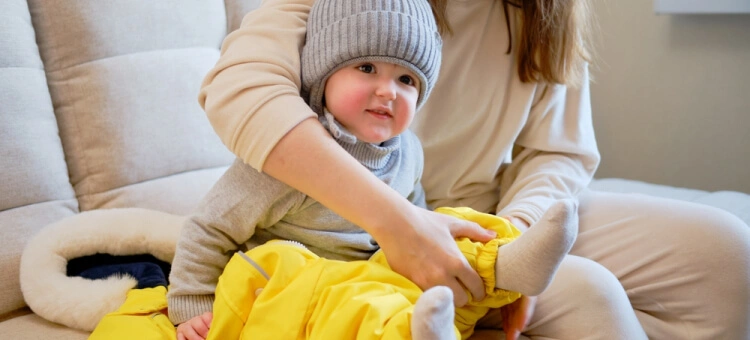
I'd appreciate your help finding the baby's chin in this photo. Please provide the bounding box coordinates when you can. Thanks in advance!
[359,137,390,144]
[356,131,400,144]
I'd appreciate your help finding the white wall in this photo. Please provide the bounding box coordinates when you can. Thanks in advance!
[590,0,750,193]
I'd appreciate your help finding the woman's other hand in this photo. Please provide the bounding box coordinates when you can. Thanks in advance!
[501,295,537,340]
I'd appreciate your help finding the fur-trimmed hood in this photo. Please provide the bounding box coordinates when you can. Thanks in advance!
[20,208,186,332]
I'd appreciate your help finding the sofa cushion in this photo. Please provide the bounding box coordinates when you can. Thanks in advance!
[84,167,230,215]
[28,1,228,72]
[28,0,235,212]
[0,311,88,340]
[0,70,75,212]
[590,178,750,225]
[0,203,77,318]
[0,0,76,213]
[0,0,80,317]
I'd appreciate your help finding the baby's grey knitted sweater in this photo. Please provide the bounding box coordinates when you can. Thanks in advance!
[167,113,425,324]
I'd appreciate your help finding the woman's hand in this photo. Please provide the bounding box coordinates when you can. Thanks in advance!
[378,205,497,307]
[501,295,537,340]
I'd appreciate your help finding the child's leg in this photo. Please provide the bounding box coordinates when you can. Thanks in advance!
[411,286,458,340]
[495,199,578,296]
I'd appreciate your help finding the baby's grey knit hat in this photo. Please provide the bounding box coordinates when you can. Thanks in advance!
[301,0,442,115]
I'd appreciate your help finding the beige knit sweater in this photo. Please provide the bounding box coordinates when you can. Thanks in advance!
[198,0,600,225]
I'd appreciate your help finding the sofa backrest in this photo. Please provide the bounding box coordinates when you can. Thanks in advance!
[0,0,260,318]
[32,0,239,212]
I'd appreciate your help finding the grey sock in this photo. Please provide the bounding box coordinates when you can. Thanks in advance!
[494,199,578,296]
[412,286,456,340]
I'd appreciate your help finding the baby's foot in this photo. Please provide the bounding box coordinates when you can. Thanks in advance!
[495,199,578,295]
[412,286,456,340]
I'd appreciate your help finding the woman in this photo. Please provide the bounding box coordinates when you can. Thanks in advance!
[198,0,750,338]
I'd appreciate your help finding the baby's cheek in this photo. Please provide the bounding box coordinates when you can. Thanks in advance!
[332,88,369,113]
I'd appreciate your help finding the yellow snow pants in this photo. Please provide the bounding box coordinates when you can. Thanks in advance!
[208,207,522,340]
[89,286,175,340]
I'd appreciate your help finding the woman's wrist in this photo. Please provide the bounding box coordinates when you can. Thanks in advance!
[366,197,423,242]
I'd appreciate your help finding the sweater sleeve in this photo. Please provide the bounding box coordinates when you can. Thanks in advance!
[167,160,304,325]
[198,0,317,170]
[496,68,601,225]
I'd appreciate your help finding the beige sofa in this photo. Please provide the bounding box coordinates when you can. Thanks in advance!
[0,1,253,338]
[1,1,748,339]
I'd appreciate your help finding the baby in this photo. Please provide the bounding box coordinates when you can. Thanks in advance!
[168,0,577,339]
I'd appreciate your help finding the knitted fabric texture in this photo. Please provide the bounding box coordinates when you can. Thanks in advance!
[301,0,442,114]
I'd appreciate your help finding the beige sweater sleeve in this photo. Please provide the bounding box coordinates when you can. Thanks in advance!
[497,69,601,225]
[198,0,317,170]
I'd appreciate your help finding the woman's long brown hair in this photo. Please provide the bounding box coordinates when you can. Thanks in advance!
[429,0,596,87]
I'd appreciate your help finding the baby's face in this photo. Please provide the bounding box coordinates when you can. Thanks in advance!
[324,61,420,144]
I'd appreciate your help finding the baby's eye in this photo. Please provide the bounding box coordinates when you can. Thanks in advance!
[358,64,375,73]
[399,75,415,86]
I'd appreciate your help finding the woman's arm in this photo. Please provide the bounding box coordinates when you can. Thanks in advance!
[497,68,600,226]
[200,0,495,305]
[266,119,496,305]
[199,0,317,169]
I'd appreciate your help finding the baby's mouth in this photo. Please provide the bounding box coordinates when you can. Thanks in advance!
[366,108,393,117]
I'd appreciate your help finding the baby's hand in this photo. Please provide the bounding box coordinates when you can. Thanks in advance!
[176,312,213,340]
